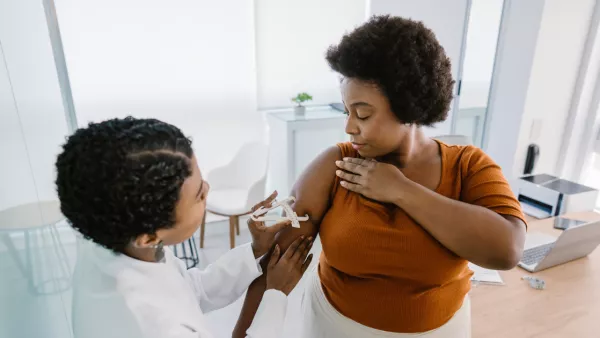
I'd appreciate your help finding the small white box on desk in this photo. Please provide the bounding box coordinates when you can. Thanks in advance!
[517,174,598,219]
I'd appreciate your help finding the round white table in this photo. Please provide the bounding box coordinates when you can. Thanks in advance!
[0,201,72,294]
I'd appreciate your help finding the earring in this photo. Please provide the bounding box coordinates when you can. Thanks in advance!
[154,241,165,262]
[132,240,163,249]
[150,241,164,249]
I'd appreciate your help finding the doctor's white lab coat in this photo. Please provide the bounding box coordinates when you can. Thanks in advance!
[72,239,287,338]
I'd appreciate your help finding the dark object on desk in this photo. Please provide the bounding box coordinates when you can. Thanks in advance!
[553,217,587,230]
[520,173,556,184]
[329,102,346,113]
[524,143,539,175]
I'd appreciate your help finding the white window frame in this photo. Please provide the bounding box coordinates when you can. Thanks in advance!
[557,1,600,183]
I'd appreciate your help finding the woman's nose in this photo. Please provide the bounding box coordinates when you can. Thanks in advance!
[345,115,359,135]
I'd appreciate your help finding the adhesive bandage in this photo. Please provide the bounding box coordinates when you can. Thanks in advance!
[250,196,309,228]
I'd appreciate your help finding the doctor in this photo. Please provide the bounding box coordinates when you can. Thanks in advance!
[55,117,313,338]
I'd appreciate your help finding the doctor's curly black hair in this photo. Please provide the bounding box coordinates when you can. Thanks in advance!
[55,117,193,253]
[326,15,454,126]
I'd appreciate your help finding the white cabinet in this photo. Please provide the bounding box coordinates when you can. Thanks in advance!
[266,107,348,197]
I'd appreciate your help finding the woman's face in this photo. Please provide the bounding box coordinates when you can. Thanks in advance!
[341,78,415,159]
[156,155,209,246]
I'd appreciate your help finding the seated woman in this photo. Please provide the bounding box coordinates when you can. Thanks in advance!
[234,16,527,338]
[56,117,313,338]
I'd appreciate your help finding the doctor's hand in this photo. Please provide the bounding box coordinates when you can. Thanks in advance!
[266,236,313,295]
[248,191,292,258]
[335,157,408,204]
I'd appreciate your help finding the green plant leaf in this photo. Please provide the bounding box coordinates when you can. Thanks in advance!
[292,92,312,104]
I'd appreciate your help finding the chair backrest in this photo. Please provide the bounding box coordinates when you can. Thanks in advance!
[245,175,267,211]
[206,142,269,205]
[230,142,269,210]
[434,134,473,146]
[229,141,269,186]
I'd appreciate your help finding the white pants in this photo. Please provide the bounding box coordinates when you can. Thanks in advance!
[300,267,471,338]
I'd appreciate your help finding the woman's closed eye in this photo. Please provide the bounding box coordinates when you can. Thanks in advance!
[355,110,372,120]
[343,110,371,121]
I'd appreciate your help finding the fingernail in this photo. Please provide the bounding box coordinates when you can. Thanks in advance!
[336,161,342,165]
[336,170,341,175]
[308,237,313,241]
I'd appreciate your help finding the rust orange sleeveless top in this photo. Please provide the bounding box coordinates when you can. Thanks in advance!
[317,141,526,333]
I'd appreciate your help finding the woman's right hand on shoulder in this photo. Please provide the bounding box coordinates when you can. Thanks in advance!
[265,236,314,295]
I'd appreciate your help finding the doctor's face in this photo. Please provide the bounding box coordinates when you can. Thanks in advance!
[156,155,209,245]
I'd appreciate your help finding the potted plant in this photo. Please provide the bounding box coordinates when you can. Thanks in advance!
[291,92,313,115]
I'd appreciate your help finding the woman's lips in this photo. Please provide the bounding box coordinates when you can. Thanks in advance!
[351,143,365,150]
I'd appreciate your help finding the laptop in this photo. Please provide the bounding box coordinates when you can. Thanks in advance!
[518,220,600,272]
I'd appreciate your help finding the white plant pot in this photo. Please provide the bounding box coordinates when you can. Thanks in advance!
[294,106,306,115]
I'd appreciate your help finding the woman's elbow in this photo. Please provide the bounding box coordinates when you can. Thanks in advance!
[481,246,521,270]
[493,224,526,270]
[493,245,523,270]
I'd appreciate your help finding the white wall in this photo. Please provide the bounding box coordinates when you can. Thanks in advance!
[484,0,545,181]
[513,0,595,177]
[254,0,366,109]
[0,0,70,211]
[54,0,262,174]
[368,0,469,137]
[561,6,600,181]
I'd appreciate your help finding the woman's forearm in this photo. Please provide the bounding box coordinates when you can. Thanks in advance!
[394,179,526,270]
[233,273,267,338]
[233,223,317,337]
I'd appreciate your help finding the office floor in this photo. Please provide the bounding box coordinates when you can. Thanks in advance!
[0,217,321,338]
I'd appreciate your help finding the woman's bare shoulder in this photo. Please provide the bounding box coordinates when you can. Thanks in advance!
[302,145,343,175]
[272,146,343,251]
[293,146,342,196]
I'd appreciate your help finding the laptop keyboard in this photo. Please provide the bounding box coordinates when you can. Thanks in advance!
[521,243,554,266]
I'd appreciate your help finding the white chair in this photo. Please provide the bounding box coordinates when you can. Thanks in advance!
[201,142,269,249]
[434,134,473,146]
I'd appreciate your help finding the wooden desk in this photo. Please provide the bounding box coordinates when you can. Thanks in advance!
[471,212,600,338]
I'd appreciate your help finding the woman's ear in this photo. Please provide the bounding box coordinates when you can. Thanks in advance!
[132,233,162,249]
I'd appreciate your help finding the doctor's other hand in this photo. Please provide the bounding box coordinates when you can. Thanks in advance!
[266,236,313,296]
[248,191,292,258]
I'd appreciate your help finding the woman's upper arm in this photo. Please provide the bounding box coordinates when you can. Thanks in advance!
[272,146,342,251]
[460,146,527,227]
